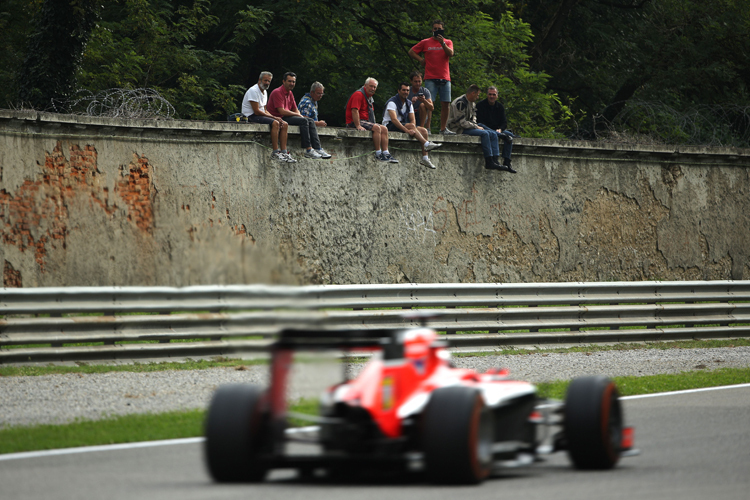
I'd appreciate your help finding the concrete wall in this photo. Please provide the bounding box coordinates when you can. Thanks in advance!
[1,109,749,287]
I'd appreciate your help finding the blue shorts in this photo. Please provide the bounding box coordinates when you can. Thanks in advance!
[424,79,452,102]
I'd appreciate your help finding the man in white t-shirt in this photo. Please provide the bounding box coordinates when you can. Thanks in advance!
[242,71,295,163]
[382,82,442,169]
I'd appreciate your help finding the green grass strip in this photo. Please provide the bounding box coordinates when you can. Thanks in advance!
[0,358,267,377]
[0,410,204,455]
[2,338,749,377]
[453,338,750,358]
[536,367,750,399]
[1,367,749,455]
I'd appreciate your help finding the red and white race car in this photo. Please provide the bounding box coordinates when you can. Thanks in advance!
[204,327,637,484]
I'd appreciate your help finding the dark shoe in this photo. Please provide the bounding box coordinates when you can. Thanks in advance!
[381,152,399,163]
[502,158,517,173]
[484,157,500,170]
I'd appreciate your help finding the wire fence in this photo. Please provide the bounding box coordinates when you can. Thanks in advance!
[50,88,176,120]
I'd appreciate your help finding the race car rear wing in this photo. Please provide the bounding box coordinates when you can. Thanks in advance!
[274,328,406,359]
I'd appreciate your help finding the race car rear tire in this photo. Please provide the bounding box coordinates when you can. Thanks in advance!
[564,376,623,470]
[205,384,269,482]
[422,386,494,484]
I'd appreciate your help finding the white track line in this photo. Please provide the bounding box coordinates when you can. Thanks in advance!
[0,437,204,462]
[621,382,750,400]
[2,383,749,462]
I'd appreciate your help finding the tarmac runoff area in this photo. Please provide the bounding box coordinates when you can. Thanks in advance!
[1,346,749,429]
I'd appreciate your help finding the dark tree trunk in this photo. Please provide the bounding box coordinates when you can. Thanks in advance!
[17,0,100,110]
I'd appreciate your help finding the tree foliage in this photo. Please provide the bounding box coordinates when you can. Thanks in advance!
[77,0,271,119]
[3,0,750,144]
[507,0,750,139]
[16,0,100,109]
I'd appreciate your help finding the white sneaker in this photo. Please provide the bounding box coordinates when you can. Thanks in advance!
[420,157,436,169]
[304,149,322,159]
[282,152,297,163]
[316,149,332,159]
[271,151,285,162]
[441,128,457,135]
[424,141,442,151]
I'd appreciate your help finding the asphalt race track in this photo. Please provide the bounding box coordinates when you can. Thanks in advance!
[2,385,749,500]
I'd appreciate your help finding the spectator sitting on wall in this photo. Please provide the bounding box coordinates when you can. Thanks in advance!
[476,85,516,172]
[408,71,434,130]
[299,81,327,128]
[242,71,295,163]
[346,77,398,163]
[383,82,442,169]
[268,72,332,159]
[446,84,516,173]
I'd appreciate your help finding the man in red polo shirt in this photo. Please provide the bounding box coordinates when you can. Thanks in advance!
[268,72,331,159]
[345,77,398,163]
[408,19,455,135]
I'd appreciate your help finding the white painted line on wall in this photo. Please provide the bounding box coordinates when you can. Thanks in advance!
[2,383,749,462]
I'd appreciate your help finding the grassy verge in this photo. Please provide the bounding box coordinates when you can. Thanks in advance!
[2,338,749,377]
[453,338,750,358]
[0,410,205,455]
[536,366,750,400]
[1,366,749,455]
[0,357,268,377]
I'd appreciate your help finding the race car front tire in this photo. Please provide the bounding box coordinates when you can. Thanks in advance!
[204,384,269,482]
[422,386,494,484]
[564,376,623,470]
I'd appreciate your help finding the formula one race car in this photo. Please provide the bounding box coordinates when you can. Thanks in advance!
[204,327,637,484]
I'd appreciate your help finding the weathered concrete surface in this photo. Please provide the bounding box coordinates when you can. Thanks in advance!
[1,110,749,287]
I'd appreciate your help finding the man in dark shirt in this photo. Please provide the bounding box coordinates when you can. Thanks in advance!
[476,86,515,170]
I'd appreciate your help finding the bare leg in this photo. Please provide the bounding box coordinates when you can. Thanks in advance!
[440,101,449,131]
[371,126,381,151]
[377,124,389,151]
[270,120,280,150]
[404,123,427,150]
[416,125,430,154]
[279,121,288,151]
[417,103,428,128]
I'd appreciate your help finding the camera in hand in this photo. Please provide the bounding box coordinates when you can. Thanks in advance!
[417,92,425,97]
[432,28,445,37]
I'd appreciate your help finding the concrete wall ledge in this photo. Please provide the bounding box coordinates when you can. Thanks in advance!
[2,109,747,165]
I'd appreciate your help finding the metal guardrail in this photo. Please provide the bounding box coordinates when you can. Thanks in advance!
[1,281,749,363]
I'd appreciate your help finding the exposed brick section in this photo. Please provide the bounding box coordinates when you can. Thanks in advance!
[3,260,22,287]
[0,142,153,272]
[116,154,154,233]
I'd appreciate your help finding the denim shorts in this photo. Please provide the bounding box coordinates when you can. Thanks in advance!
[424,79,451,102]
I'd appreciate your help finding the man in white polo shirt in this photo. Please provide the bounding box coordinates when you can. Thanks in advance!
[242,71,295,163]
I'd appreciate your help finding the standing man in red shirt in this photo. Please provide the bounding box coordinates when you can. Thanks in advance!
[408,19,455,135]
[345,77,398,163]
[268,72,331,159]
